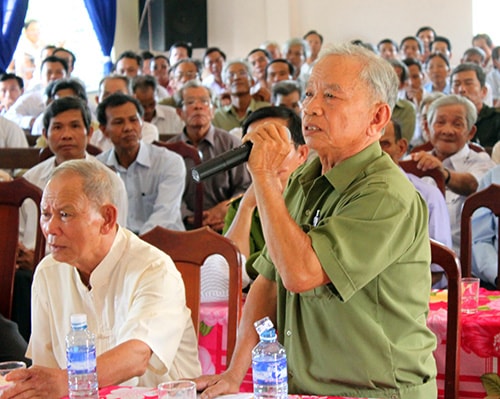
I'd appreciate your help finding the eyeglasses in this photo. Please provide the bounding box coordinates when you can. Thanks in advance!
[175,71,198,80]
[226,70,249,80]
[182,97,212,107]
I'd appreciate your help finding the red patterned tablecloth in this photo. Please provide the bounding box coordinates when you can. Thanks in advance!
[428,288,500,398]
[198,301,253,391]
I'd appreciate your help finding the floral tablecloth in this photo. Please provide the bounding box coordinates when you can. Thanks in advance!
[428,288,500,398]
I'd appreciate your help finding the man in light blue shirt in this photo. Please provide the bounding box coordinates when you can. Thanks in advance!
[380,119,452,288]
[96,93,185,234]
[472,165,500,286]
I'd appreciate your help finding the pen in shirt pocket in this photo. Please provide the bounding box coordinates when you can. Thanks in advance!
[312,209,320,227]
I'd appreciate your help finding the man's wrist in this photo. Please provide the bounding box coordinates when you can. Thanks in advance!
[443,167,451,185]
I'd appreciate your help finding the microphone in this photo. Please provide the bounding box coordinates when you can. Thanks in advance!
[192,142,252,182]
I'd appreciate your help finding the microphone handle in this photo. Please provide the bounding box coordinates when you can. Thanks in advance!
[191,142,252,182]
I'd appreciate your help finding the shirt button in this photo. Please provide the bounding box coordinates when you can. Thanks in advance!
[286,330,292,336]
[305,209,311,216]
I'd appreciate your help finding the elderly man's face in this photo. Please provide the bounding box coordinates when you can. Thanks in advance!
[429,104,475,158]
[266,62,292,87]
[41,172,105,269]
[248,50,269,81]
[178,86,214,130]
[301,54,378,158]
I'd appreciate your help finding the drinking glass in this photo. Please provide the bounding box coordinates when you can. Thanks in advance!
[158,380,196,399]
[461,277,480,314]
[0,361,26,390]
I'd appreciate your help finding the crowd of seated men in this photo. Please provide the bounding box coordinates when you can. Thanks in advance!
[1,23,500,398]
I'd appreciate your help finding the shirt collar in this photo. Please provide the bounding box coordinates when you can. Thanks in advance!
[182,125,215,147]
[298,142,383,194]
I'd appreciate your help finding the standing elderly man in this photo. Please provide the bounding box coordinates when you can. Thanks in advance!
[170,80,251,231]
[410,94,495,254]
[197,43,437,398]
[2,160,201,398]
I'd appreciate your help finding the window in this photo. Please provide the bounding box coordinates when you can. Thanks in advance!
[472,0,500,45]
[14,0,104,91]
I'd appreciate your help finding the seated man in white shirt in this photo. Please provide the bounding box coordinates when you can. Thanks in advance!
[90,75,159,151]
[410,94,495,254]
[132,75,184,136]
[2,160,201,398]
[96,93,186,234]
[4,55,68,130]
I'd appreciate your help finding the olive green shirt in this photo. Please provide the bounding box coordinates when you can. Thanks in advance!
[212,98,270,132]
[254,142,437,398]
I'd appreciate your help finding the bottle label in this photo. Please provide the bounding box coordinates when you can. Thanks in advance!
[252,358,287,385]
[67,346,97,374]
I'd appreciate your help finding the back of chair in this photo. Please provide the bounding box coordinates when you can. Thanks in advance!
[0,148,41,170]
[399,159,446,196]
[430,239,461,399]
[153,140,204,228]
[140,226,242,363]
[460,184,500,288]
[0,178,46,319]
[411,142,485,154]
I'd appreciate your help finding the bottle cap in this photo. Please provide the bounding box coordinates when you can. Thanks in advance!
[70,313,87,328]
[254,316,274,336]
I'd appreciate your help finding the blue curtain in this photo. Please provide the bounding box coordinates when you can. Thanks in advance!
[83,0,116,76]
[0,0,29,73]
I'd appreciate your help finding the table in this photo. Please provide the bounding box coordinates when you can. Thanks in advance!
[428,288,500,398]
[84,387,368,399]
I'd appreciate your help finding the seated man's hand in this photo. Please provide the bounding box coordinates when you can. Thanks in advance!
[202,201,231,232]
[195,371,241,399]
[3,365,68,399]
[16,242,35,271]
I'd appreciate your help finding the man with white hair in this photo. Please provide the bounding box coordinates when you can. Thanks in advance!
[197,43,438,399]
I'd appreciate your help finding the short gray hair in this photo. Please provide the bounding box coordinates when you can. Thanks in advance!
[174,79,213,108]
[222,59,253,82]
[318,43,399,110]
[50,160,120,210]
[282,38,310,58]
[427,94,477,131]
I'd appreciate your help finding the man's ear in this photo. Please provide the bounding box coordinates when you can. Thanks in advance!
[99,124,109,138]
[467,124,478,141]
[100,204,118,234]
[397,138,409,158]
[42,128,48,139]
[368,103,392,137]
[87,125,94,140]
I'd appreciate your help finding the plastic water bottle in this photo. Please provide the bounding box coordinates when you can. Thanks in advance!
[252,317,288,399]
[66,314,99,399]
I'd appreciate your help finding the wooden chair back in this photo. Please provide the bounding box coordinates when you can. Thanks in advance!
[399,159,446,196]
[460,184,500,289]
[430,239,462,399]
[0,178,46,319]
[153,140,204,228]
[140,226,242,364]
[411,141,485,154]
[0,148,41,170]
[38,144,102,162]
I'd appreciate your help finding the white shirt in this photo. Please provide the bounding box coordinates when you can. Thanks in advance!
[4,88,45,130]
[0,116,28,147]
[28,227,201,386]
[90,121,159,152]
[151,105,184,135]
[436,145,495,254]
[97,142,186,234]
[20,153,129,249]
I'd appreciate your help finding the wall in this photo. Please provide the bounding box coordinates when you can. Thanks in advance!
[116,0,473,63]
